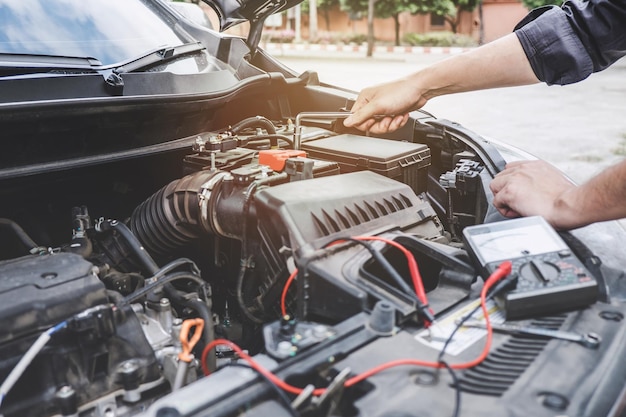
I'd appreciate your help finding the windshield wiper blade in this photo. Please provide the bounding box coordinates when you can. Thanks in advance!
[104,42,206,95]
[111,42,205,75]
[0,53,102,72]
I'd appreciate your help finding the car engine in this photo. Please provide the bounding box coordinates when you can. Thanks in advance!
[0,114,618,417]
[0,113,454,415]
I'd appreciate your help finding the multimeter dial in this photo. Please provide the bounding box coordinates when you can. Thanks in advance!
[519,260,560,282]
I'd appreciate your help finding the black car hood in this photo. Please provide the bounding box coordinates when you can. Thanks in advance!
[201,0,302,31]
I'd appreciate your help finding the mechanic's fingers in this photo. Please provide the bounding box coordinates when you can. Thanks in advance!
[504,160,534,169]
[390,114,410,130]
[343,114,377,132]
[492,161,530,182]
[363,123,391,135]
[500,160,549,175]
[489,173,507,194]
[491,185,521,218]
[365,114,410,134]
[494,204,521,219]
[344,101,377,128]
[347,98,367,115]
[345,113,409,134]
[490,160,534,193]
[491,167,525,215]
[373,116,393,132]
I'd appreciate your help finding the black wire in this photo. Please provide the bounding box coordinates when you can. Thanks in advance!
[222,362,299,417]
[244,139,274,150]
[236,173,288,324]
[98,219,160,276]
[322,237,434,322]
[435,272,517,417]
[236,255,265,324]
[393,232,475,275]
[247,134,295,149]
[236,179,264,324]
[230,116,277,135]
[153,257,202,280]
[432,300,481,417]
[0,218,40,253]
[437,303,482,363]
[323,238,418,301]
[120,271,206,305]
[437,273,517,363]
[439,360,461,417]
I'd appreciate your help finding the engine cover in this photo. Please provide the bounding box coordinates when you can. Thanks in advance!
[0,253,164,417]
[254,170,442,256]
[0,253,106,343]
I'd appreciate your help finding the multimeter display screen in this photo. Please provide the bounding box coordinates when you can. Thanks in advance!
[464,217,568,265]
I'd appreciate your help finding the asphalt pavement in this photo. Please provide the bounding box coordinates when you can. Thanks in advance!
[269,44,626,185]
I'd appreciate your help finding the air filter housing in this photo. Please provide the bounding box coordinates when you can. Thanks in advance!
[254,170,440,256]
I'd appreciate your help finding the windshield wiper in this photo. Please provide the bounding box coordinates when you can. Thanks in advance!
[104,42,206,95]
[111,42,205,74]
[0,43,206,93]
[0,53,102,75]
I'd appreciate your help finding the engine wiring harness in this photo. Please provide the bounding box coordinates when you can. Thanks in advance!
[191,232,515,417]
[0,231,512,417]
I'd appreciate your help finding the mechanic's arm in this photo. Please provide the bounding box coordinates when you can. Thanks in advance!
[343,33,540,134]
[490,159,626,230]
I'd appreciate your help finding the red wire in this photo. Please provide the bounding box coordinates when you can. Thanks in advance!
[279,236,428,318]
[201,337,317,395]
[201,261,512,396]
[355,236,427,306]
[451,260,512,369]
[280,269,298,317]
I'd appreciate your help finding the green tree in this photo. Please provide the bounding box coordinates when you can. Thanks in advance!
[376,0,415,46]
[442,0,478,34]
[340,0,417,47]
[521,0,562,9]
[407,0,480,34]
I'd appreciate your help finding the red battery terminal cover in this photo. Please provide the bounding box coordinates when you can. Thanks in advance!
[259,149,307,171]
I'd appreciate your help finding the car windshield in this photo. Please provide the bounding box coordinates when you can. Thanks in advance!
[0,0,186,66]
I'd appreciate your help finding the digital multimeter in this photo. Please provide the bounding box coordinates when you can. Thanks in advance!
[463,216,598,319]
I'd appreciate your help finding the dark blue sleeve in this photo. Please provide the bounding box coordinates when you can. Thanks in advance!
[514,0,626,85]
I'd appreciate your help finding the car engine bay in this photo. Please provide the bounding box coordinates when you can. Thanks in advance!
[0,110,625,417]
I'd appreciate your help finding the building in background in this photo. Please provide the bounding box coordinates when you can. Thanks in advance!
[200,0,529,45]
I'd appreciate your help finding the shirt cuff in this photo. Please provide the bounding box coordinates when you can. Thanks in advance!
[515,8,594,85]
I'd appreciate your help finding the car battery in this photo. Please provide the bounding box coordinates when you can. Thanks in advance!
[183,147,257,174]
[301,134,431,195]
[184,147,340,179]
[258,149,340,178]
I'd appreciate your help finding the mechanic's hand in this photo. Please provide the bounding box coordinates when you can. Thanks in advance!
[343,78,425,134]
[490,160,578,229]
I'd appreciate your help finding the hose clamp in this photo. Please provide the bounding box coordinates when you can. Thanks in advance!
[199,172,230,235]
